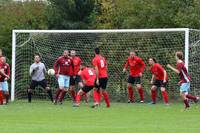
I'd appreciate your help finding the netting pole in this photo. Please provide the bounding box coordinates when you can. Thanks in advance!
[184,28,189,70]
[11,30,16,101]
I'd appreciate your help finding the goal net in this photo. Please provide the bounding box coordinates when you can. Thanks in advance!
[11,29,200,102]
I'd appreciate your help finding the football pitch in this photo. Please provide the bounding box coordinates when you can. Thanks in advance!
[0,100,199,133]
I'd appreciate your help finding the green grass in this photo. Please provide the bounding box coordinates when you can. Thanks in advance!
[0,100,200,133]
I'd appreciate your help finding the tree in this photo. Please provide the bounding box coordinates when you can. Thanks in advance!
[46,0,95,29]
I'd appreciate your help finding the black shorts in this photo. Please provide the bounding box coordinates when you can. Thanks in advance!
[82,86,94,93]
[95,78,108,90]
[30,79,47,90]
[153,80,168,88]
[70,75,82,86]
[128,76,141,84]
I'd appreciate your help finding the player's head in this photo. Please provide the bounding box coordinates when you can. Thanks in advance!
[148,58,157,66]
[175,51,183,60]
[94,48,100,55]
[70,50,76,57]
[0,56,6,64]
[63,50,69,57]
[34,55,40,63]
[130,50,136,58]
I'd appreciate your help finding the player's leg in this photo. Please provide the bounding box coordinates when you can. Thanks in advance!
[58,75,70,103]
[127,75,135,103]
[135,77,144,103]
[160,81,169,105]
[54,75,65,104]
[184,83,199,103]
[150,85,157,104]
[2,81,9,104]
[28,80,37,103]
[160,87,169,105]
[69,76,76,102]
[100,78,110,108]
[0,83,4,105]
[74,86,93,107]
[93,81,101,105]
[39,79,53,102]
[77,79,88,103]
[180,83,190,109]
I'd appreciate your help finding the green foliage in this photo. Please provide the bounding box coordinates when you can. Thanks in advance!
[0,1,47,61]
[46,0,95,29]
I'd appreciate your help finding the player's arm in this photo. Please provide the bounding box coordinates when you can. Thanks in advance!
[123,58,129,72]
[0,69,9,78]
[94,65,99,84]
[138,58,146,76]
[54,58,60,78]
[29,65,35,76]
[167,64,180,74]
[43,64,47,75]
[151,74,155,84]
[158,65,167,82]
[4,64,10,80]
[163,70,167,82]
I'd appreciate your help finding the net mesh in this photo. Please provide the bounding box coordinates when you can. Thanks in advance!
[14,30,198,102]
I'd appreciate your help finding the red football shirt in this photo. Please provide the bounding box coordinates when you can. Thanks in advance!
[72,56,82,76]
[176,61,191,84]
[92,55,108,78]
[124,56,145,77]
[80,67,96,86]
[0,63,10,82]
[54,56,74,76]
[150,63,168,81]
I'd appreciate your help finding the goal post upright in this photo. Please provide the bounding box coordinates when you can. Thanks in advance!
[184,28,190,70]
[11,30,16,101]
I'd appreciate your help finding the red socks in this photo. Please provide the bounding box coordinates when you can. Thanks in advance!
[186,94,197,102]
[0,91,4,105]
[58,90,66,102]
[128,86,134,102]
[93,90,100,104]
[184,99,190,108]
[138,87,144,101]
[54,89,62,102]
[103,91,110,107]
[151,90,157,103]
[70,89,76,101]
[161,91,169,104]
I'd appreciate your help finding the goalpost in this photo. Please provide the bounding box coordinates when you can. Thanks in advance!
[11,28,200,101]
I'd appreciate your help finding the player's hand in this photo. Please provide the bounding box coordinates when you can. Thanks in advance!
[73,76,76,79]
[123,68,126,73]
[56,74,59,79]
[96,79,99,85]
[163,79,167,83]
[167,64,171,68]
[150,80,154,85]
[139,73,142,77]
[4,77,8,81]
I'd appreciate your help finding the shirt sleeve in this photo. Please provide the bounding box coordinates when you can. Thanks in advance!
[92,58,97,66]
[6,64,11,77]
[124,58,129,69]
[138,58,145,73]
[30,65,34,76]
[54,58,60,74]
[176,62,183,72]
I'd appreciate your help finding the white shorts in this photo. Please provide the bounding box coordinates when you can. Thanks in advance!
[180,82,190,93]
[0,81,8,92]
[58,75,70,89]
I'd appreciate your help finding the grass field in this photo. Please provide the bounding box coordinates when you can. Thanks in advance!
[0,100,200,133]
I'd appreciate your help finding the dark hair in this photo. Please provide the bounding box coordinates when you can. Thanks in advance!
[176,51,183,59]
[94,48,100,54]
[152,58,157,63]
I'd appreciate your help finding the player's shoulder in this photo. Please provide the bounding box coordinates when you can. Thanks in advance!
[177,60,184,65]
[5,63,10,67]
[57,56,64,60]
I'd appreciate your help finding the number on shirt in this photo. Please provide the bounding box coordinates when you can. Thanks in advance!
[88,69,94,75]
[100,60,105,68]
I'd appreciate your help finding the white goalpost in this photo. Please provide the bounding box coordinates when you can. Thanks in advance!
[11,28,200,101]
